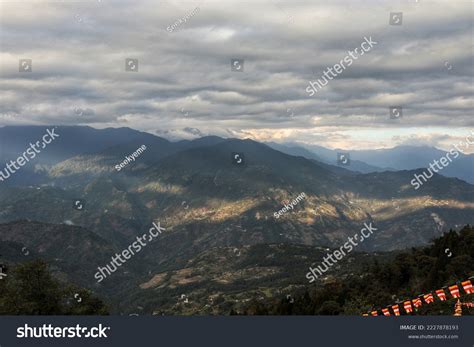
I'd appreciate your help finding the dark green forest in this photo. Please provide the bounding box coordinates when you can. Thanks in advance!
[0,260,108,315]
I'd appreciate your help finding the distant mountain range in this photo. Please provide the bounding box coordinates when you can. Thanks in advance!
[1,125,471,183]
[0,125,472,249]
[266,141,474,184]
[0,125,472,314]
[265,142,382,174]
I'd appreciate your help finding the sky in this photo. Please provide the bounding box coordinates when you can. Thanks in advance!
[0,0,472,152]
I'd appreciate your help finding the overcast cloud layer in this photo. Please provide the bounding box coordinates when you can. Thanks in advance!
[0,0,472,152]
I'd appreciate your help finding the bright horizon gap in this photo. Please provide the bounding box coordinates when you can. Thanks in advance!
[0,124,472,154]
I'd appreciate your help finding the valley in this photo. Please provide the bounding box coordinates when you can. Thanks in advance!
[0,126,472,315]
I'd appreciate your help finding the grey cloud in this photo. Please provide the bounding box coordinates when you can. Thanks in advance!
[0,0,472,150]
